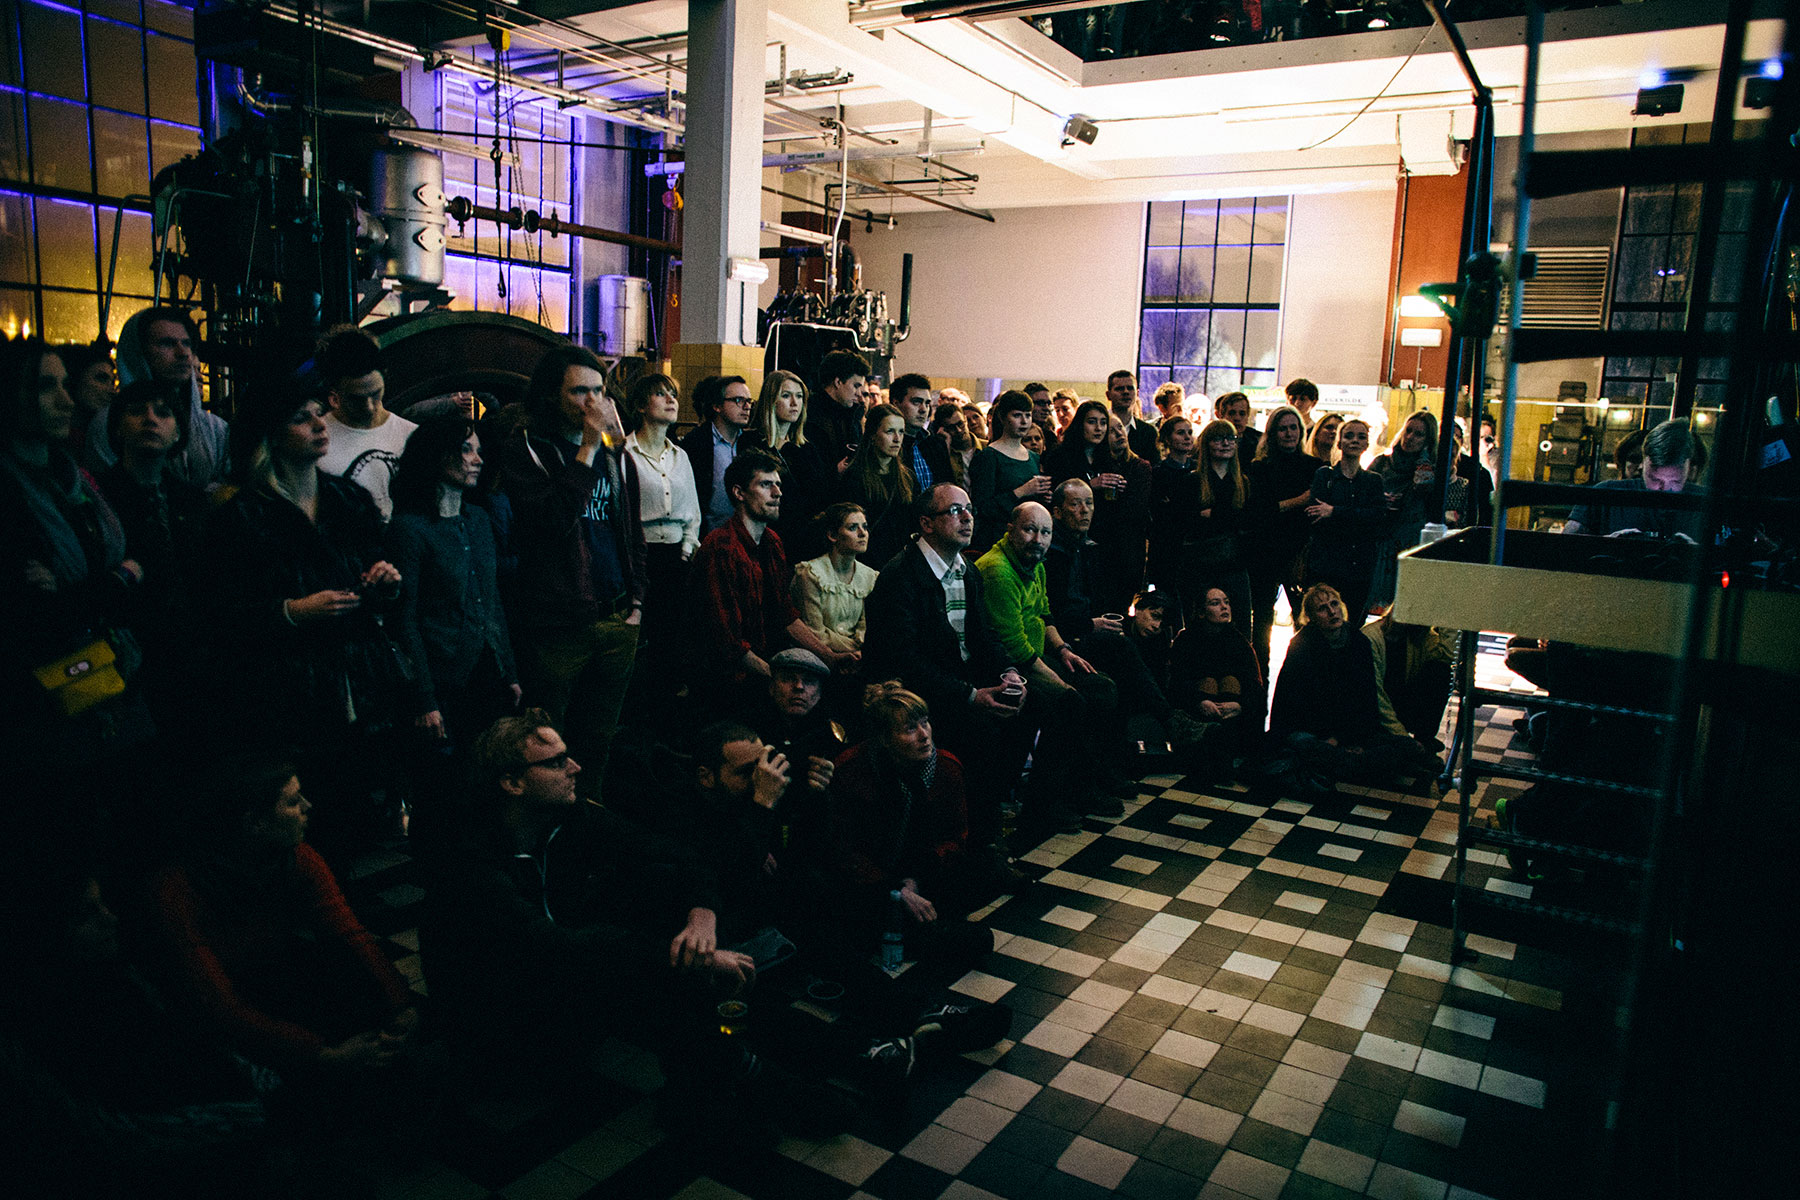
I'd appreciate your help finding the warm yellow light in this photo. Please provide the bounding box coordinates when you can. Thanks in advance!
[1398,295,1441,318]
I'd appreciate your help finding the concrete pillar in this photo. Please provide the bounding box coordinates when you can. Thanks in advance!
[683,0,767,348]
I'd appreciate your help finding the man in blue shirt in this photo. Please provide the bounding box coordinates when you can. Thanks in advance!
[680,374,752,533]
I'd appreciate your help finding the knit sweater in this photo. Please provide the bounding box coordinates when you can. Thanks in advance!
[973,538,1051,665]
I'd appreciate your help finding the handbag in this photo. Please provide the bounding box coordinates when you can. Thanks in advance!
[34,635,127,716]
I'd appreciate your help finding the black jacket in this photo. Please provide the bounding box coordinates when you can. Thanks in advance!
[864,539,1010,715]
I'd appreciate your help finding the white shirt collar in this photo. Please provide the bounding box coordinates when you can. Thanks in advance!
[918,539,964,582]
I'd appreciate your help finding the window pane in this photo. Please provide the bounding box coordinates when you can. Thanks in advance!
[144,0,192,38]
[1180,200,1216,246]
[1671,182,1702,233]
[1247,244,1283,304]
[34,196,95,290]
[1173,310,1209,366]
[1139,308,1180,364]
[149,119,200,184]
[88,17,145,114]
[96,205,153,297]
[1241,369,1276,391]
[444,255,478,311]
[1171,366,1205,396]
[1623,183,1672,235]
[0,283,34,336]
[88,0,143,23]
[95,109,149,198]
[1136,365,1171,395]
[538,272,569,334]
[27,94,91,190]
[1144,246,1180,302]
[0,2,22,88]
[1146,201,1183,247]
[145,33,198,125]
[20,2,85,101]
[1244,310,1280,371]
[41,286,98,342]
[1252,198,1287,244]
[0,190,35,284]
[0,89,25,178]
[1210,309,1247,369]
[1612,237,1664,304]
[1205,367,1241,395]
[1178,244,1213,303]
[1213,245,1250,304]
[1217,199,1255,246]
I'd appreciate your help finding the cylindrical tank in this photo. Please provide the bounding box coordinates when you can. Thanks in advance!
[371,146,446,285]
[590,275,652,356]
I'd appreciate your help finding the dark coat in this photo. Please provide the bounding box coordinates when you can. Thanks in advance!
[1270,624,1382,744]
[497,427,646,633]
[863,539,1011,715]
[202,474,405,735]
[386,504,516,716]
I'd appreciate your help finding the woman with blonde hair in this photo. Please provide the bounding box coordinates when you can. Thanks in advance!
[1302,418,1384,620]
[1174,418,1253,636]
[742,368,829,558]
[1368,409,1440,608]
[1307,412,1344,464]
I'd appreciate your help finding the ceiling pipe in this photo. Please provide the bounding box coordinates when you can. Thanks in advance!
[236,70,417,127]
[892,0,1100,25]
[445,196,681,255]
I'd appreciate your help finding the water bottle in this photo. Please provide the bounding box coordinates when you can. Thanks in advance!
[881,892,906,973]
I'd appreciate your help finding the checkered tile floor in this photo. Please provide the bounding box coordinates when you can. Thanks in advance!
[343,643,1630,1200]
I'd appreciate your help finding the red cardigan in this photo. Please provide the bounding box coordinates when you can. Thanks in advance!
[153,843,413,1071]
[829,744,969,891]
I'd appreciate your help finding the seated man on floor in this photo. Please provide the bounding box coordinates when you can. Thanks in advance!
[862,483,1030,884]
[1045,479,1206,754]
[688,451,847,717]
[976,501,1124,831]
[1268,585,1441,797]
[419,709,754,1099]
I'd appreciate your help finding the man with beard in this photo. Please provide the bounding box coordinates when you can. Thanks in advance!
[975,502,1121,832]
[688,451,846,716]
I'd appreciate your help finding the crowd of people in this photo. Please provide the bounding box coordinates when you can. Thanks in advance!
[4,312,1528,1192]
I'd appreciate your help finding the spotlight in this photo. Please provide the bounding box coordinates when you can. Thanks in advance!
[1360,1,1397,30]
[1061,114,1098,147]
[1633,84,1684,118]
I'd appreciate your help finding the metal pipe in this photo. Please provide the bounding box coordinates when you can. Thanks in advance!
[445,196,680,255]
[1418,0,1492,104]
[817,169,996,223]
[236,69,417,126]
[894,0,1107,25]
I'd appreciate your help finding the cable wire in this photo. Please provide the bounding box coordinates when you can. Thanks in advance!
[1295,23,1439,153]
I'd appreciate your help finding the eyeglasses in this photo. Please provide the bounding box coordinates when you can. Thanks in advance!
[930,503,974,518]
[523,751,571,771]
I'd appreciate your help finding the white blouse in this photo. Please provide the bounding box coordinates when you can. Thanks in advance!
[791,554,879,653]
[625,432,702,555]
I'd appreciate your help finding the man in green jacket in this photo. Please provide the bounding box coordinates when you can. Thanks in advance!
[975,503,1122,832]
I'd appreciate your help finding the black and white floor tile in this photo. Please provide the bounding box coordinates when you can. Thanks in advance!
[341,651,1627,1200]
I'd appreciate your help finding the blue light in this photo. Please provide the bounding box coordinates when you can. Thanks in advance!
[1638,66,1667,91]
[1761,59,1784,81]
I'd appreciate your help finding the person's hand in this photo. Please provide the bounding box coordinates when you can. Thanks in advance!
[898,882,936,923]
[762,852,779,877]
[416,710,447,739]
[752,747,790,809]
[22,559,56,592]
[362,561,401,588]
[972,684,1022,716]
[1217,701,1242,718]
[1091,615,1124,635]
[507,682,523,707]
[623,606,642,627]
[707,949,756,991]
[670,907,718,969]
[1096,472,1127,492]
[837,456,853,475]
[1198,699,1223,719]
[835,649,862,672]
[744,651,771,677]
[1059,645,1096,675]
[1306,500,1334,522]
[289,589,361,621]
[804,755,834,792]
[119,558,145,585]
[320,1031,392,1070]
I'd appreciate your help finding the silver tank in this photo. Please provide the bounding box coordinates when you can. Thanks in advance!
[591,275,652,356]
[371,146,446,285]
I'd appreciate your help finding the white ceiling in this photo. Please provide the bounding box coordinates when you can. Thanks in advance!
[525,0,1785,211]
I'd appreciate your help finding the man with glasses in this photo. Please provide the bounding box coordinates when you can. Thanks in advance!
[420,708,751,1091]
[864,483,1030,884]
[681,373,754,533]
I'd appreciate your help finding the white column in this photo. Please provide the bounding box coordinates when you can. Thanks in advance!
[684,0,767,346]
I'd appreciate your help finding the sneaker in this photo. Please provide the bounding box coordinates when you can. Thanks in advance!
[913,1002,1012,1053]
[860,1035,916,1089]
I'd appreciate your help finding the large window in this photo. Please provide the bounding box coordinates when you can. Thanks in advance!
[1137,196,1286,399]
[434,71,576,335]
[0,0,202,345]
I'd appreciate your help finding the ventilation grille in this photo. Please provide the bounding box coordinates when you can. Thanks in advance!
[1497,246,1612,330]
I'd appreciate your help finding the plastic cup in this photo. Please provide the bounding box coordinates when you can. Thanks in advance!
[717,1000,749,1036]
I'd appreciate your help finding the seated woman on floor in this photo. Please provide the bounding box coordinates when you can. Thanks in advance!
[148,755,420,1119]
[1168,585,1264,769]
[1268,584,1441,797]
